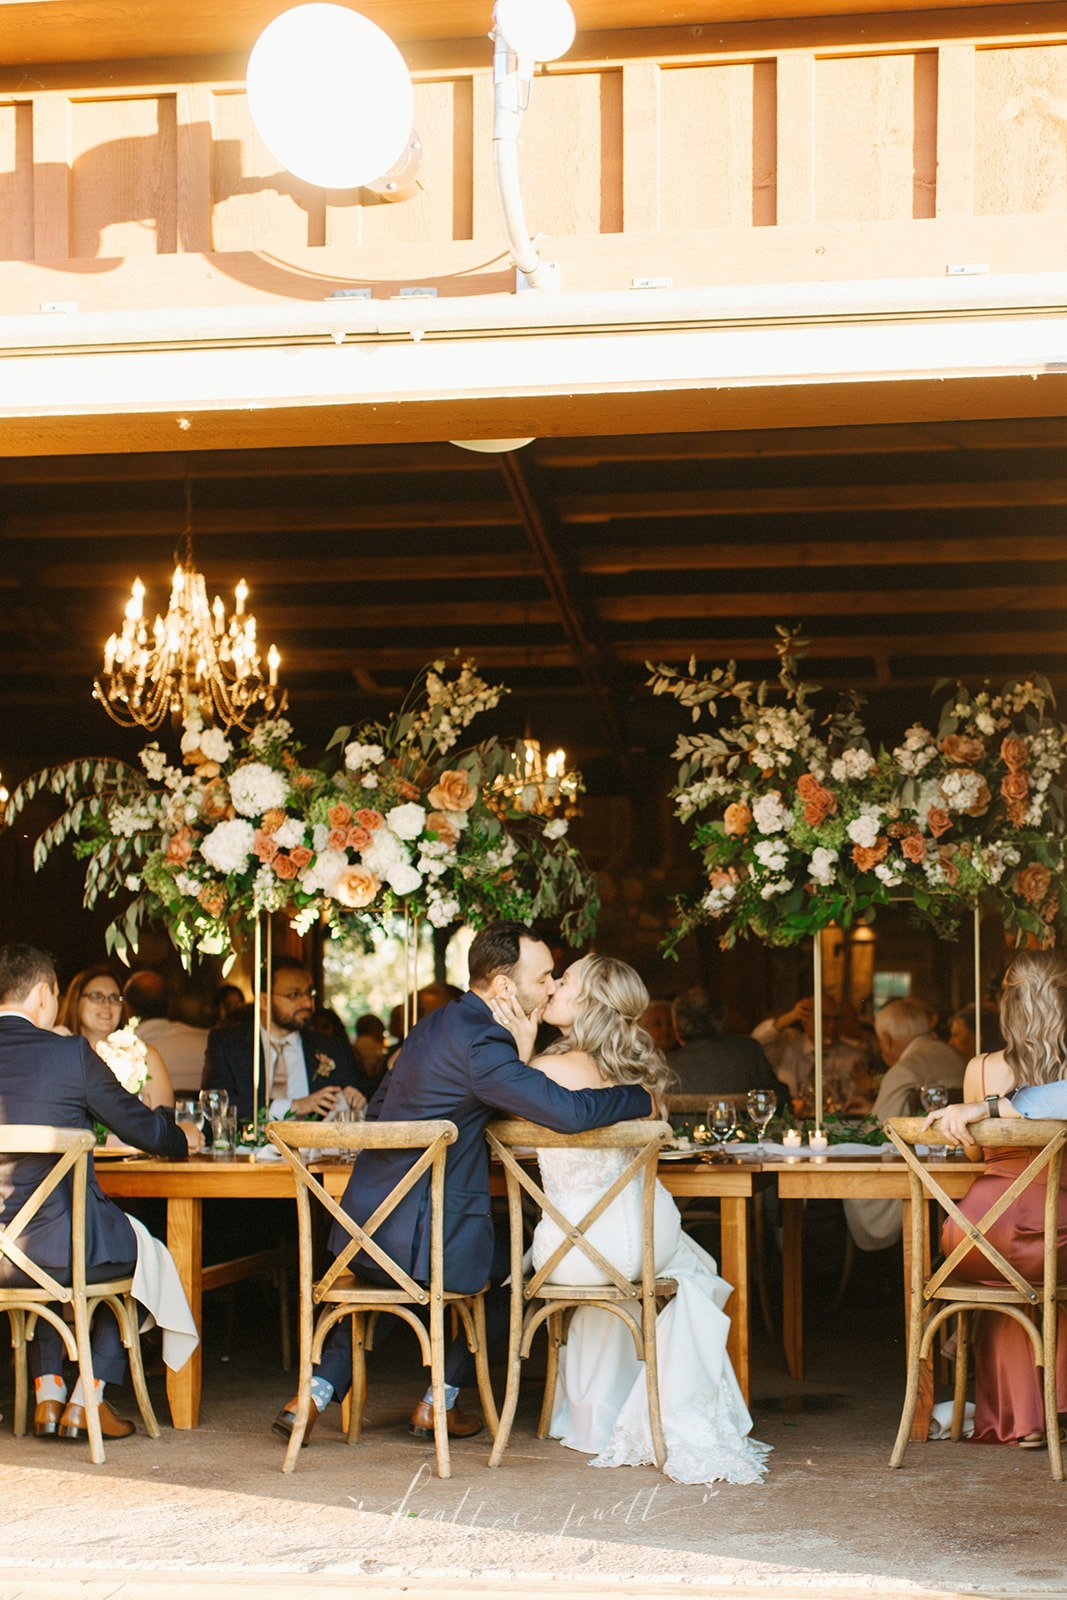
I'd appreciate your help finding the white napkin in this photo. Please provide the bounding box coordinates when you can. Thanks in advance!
[928,1400,975,1439]
[252,1143,283,1162]
[127,1215,200,1372]
[726,1140,892,1159]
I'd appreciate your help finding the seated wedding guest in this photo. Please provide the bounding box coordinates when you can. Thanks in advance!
[0,944,198,1441]
[920,950,1067,1447]
[60,966,174,1110]
[671,987,783,1099]
[752,993,866,1105]
[639,999,677,1056]
[212,982,245,1026]
[311,1004,353,1049]
[124,969,208,1096]
[354,1013,387,1077]
[844,997,964,1252]
[948,1003,1004,1064]
[202,955,375,1122]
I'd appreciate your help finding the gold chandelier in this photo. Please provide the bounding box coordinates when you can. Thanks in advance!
[490,738,582,818]
[93,482,284,733]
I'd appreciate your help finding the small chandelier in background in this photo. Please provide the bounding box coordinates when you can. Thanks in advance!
[490,738,582,818]
[93,480,285,733]
[0,771,9,832]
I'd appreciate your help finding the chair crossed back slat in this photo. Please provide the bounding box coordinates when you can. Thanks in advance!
[0,1127,94,1302]
[886,1116,1067,1306]
[267,1119,457,1306]
[486,1120,672,1300]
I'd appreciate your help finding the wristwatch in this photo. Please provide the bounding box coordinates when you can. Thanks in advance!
[985,1093,1001,1119]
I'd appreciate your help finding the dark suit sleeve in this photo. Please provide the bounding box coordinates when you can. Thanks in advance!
[80,1040,187,1159]
[363,1071,391,1123]
[469,1023,651,1130]
[202,1027,240,1104]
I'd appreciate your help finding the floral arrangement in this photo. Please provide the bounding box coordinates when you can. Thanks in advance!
[94,1020,149,1096]
[889,675,1067,944]
[9,660,599,963]
[648,629,897,950]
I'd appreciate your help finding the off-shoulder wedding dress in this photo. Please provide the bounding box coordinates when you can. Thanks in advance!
[531,1144,770,1487]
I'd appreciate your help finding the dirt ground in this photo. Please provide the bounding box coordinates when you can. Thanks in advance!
[0,1208,1064,1600]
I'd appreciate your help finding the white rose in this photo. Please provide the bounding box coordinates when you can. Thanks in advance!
[199,728,232,764]
[751,792,791,836]
[387,862,423,896]
[809,847,838,886]
[299,849,346,896]
[344,741,385,770]
[387,803,427,841]
[362,828,408,877]
[542,818,569,840]
[273,818,304,849]
[362,775,379,791]
[760,878,793,900]
[228,762,289,817]
[200,818,255,875]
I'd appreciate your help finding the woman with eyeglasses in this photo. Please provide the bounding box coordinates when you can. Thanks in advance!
[57,966,174,1110]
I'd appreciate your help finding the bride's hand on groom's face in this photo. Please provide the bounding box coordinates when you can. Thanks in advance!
[489,990,543,1062]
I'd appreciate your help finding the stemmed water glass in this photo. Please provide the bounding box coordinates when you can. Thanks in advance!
[199,1088,228,1121]
[920,1084,950,1158]
[746,1088,777,1155]
[705,1099,737,1162]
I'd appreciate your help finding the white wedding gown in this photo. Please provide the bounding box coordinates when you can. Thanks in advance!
[531,1145,770,1486]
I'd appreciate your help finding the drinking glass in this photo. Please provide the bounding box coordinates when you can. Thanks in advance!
[211,1108,238,1156]
[175,1096,204,1130]
[199,1088,227,1119]
[920,1084,950,1158]
[746,1088,777,1155]
[706,1099,737,1162]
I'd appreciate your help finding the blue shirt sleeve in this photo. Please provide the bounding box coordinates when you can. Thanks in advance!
[468,1023,652,1130]
[1010,1081,1067,1118]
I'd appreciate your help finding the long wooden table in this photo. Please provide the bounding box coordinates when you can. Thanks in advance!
[96,1154,761,1429]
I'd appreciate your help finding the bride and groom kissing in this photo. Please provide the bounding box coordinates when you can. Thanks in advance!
[273,921,768,1485]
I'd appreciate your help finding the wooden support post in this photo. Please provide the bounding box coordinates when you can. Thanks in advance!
[166,1197,203,1429]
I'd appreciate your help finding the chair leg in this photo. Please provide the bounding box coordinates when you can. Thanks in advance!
[365,1310,380,1352]
[1044,1306,1063,1482]
[282,1290,317,1475]
[123,1297,161,1440]
[8,1310,29,1437]
[429,1297,451,1480]
[275,1261,292,1374]
[488,1299,525,1470]
[890,1317,924,1469]
[642,1298,667,1472]
[950,1312,969,1443]
[72,1296,104,1466]
[537,1313,562,1440]
[348,1314,366,1445]
[470,1295,499,1440]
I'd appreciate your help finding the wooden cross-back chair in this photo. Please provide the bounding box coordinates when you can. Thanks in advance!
[485,1118,675,1471]
[886,1115,1067,1480]
[0,1126,159,1465]
[267,1119,497,1479]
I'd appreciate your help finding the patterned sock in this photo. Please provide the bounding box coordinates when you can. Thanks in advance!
[69,1377,104,1408]
[34,1374,67,1404]
[309,1376,334,1412]
[421,1383,460,1411]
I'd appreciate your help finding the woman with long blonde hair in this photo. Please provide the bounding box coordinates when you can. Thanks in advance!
[929,949,1067,1446]
[491,953,769,1486]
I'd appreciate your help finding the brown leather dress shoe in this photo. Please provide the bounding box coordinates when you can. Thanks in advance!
[408,1400,483,1439]
[272,1396,318,1446]
[34,1399,64,1438]
[58,1399,135,1441]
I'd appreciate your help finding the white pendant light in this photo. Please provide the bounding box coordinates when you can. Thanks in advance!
[450,438,536,453]
[246,4,415,190]
[494,0,577,64]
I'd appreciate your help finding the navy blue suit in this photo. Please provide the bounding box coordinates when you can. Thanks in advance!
[202,1019,375,1122]
[0,1013,188,1382]
[315,990,652,1396]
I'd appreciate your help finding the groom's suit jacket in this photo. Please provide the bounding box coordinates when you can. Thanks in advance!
[0,1014,187,1282]
[331,990,652,1295]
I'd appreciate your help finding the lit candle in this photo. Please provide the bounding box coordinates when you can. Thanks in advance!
[235,579,248,616]
[103,634,117,673]
[268,644,280,687]
[783,1129,802,1150]
[808,1130,828,1154]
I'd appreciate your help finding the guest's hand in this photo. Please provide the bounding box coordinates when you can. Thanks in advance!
[343,1086,367,1112]
[293,1086,342,1117]
[489,992,542,1062]
[921,1099,1004,1148]
[177,1119,204,1154]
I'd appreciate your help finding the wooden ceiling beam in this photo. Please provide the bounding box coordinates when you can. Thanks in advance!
[30,552,541,591]
[0,446,495,486]
[3,501,519,540]
[598,584,1067,623]
[580,534,1067,575]
[621,632,1067,665]
[558,481,1067,522]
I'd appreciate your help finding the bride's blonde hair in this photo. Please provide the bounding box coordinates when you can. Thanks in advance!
[1001,949,1067,1087]
[543,954,675,1113]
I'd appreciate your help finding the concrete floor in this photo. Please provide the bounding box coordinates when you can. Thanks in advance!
[0,1224,1065,1600]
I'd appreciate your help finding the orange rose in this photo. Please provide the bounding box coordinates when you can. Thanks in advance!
[709,866,740,890]
[723,802,752,837]
[292,770,315,792]
[290,846,313,870]
[355,809,384,831]
[937,847,960,888]
[1015,863,1052,904]
[1001,771,1030,804]
[1001,737,1028,773]
[165,828,192,866]
[397,779,422,802]
[346,825,373,852]
[273,853,298,881]
[796,774,821,802]
[963,777,992,818]
[333,866,380,909]
[804,794,836,827]
[202,780,234,823]
[198,883,227,917]
[901,833,926,864]
[260,807,286,835]
[852,837,889,871]
[426,811,460,846]
[941,733,986,766]
[327,829,348,852]
[253,830,279,863]
[927,807,952,839]
[328,803,353,830]
[427,770,476,814]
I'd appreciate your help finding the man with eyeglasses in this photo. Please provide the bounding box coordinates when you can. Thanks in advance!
[202,955,374,1124]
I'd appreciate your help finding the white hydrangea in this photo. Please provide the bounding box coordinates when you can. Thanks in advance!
[754,839,789,872]
[200,818,255,875]
[312,822,331,852]
[174,872,201,897]
[830,748,876,782]
[344,741,385,771]
[199,728,231,764]
[110,801,154,837]
[940,769,986,814]
[847,806,883,850]
[228,762,289,817]
[273,818,304,850]
[752,792,791,836]
[362,828,408,878]
[140,744,168,781]
[542,818,569,840]
[760,878,793,900]
[299,849,346,896]
[809,846,838,886]
[427,894,460,928]
[386,861,423,896]
[387,803,427,841]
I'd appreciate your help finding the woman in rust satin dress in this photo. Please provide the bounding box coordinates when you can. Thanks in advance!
[940,950,1067,1445]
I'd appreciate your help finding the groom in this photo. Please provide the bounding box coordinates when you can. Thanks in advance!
[273,921,652,1443]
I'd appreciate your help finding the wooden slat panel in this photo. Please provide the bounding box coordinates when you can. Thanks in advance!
[0,101,34,259]
[358,79,470,246]
[775,52,814,225]
[506,70,624,238]
[658,62,777,229]
[69,94,177,258]
[622,62,660,231]
[935,43,976,217]
[973,43,1067,214]
[814,53,938,222]
[30,94,70,259]
[210,89,326,251]
[176,83,213,252]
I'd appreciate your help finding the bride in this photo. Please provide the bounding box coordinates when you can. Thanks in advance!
[493,954,769,1487]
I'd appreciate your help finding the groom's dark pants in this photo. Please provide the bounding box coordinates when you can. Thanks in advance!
[313,1225,511,1399]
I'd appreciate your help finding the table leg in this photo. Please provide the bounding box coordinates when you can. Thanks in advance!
[166,1196,203,1429]
[720,1196,750,1404]
[781,1198,804,1381]
[903,1197,934,1443]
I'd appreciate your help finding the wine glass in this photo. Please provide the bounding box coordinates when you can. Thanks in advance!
[706,1099,737,1162]
[746,1088,777,1155]
[920,1084,950,1158]
[199,1088,227,1121]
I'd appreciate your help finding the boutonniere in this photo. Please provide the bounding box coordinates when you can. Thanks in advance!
[315,1051,335,1078]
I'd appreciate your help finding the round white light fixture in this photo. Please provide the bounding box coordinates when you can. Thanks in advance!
[450,437,536,453]
[247,4,415,190]
[494,0,576,64]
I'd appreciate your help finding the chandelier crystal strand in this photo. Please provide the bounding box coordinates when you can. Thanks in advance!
[490,737,582,818]
[94,483,285,732]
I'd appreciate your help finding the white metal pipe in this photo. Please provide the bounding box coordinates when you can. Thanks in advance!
[492,24,555,289]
